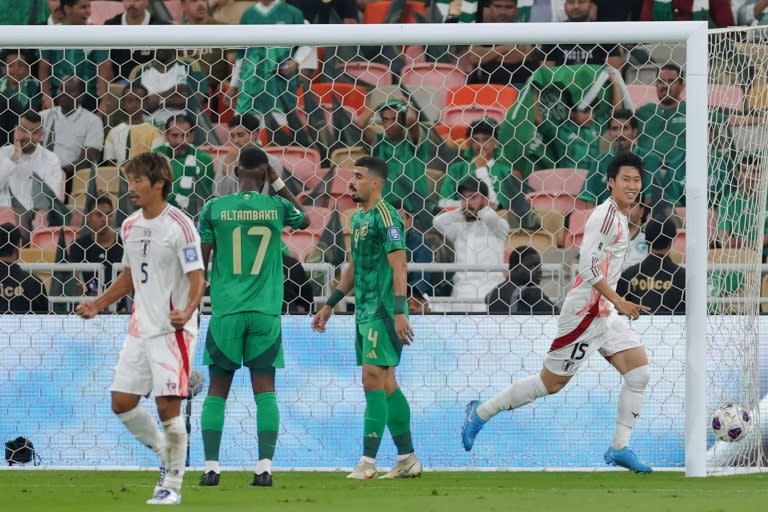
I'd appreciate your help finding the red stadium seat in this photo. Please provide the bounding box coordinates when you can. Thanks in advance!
[281,231,320,262]
[526,168,589,215]
[446,84,519,110]
[262,146,322,191]
[343,61,393,87]
[563,207,594,248]
[30,226,77,250]
[363,1,426,24]
[90,1,124,25]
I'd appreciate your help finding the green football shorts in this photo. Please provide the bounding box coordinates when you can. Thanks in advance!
[204,312,284,372]
[355,317,403,367]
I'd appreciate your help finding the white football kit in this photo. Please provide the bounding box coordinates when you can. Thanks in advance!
[110,204,204,397]
[544,199,642,376]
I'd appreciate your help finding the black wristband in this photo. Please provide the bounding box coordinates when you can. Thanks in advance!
[326,289,344,308]
[394,296,407,315]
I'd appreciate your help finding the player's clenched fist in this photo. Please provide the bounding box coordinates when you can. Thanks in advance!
[75,301,99,319]
[311,306,332,333]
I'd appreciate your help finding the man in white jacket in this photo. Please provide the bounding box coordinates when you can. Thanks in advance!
[433,177,509,312]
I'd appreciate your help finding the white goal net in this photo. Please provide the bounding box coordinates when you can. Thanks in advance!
[0,10,763,476]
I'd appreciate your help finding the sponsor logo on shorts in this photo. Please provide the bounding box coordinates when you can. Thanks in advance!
[388,226,401,241]
[183,247,199,263]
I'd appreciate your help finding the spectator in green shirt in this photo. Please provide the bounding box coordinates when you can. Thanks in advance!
[539,89,601,170]
[578,109,658,208]
[0,0,49,25]
[0,49,43,114]
[355,97,435,232]
[439,118,531,226]
[153,114,215,219]
[636,64,686,166]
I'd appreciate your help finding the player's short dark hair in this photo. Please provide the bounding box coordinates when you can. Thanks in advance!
[228,113,260,132]
[467,118,497,140]
[165,113,194,131]
[238,147,269,170]
[0,222,21,258]
[645,218,677,251]
[354,156,388,180]
[660,63,684,80]
[122,152,174,199]
[612,108,637,130]
[458,177,490,197]
[508,245,540,270]
[606,152,644,185]
[20,110,41,125]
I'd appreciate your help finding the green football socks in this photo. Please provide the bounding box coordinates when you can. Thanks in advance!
[201,395,226,461]
[363,389,388,459]
[255,392,279,460]
[387,387,414,455]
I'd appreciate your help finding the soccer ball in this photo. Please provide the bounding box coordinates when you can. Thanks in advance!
[711,403,751,442]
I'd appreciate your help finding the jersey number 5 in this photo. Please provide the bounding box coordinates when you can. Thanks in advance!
[232,226,271,275]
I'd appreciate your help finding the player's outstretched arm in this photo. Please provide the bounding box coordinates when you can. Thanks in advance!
[387,249,414,345]
[311,257,355,333]
[592,279,650,321]
[75,267,134,319]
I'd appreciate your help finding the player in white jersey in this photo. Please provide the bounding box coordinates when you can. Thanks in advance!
[76,152,205,505]
[461,152,654,473]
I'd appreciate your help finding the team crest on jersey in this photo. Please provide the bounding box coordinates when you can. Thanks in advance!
[140,240,151,257]
[388,226,401,241]
[562,361,574,372]
[183,247,199,263]
[360,223,368,239]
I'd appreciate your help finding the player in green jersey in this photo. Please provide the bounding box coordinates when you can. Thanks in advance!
[312,156,423,480]
[197,147,309,488]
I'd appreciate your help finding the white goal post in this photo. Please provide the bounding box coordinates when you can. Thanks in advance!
[0,21,710,476]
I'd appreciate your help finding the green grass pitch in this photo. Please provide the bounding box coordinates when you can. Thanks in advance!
[2,471,767,511]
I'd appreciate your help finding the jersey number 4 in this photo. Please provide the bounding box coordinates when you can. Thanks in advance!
[231,226,271,275]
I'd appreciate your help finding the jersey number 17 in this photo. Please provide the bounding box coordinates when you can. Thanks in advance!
[231,226,271,275]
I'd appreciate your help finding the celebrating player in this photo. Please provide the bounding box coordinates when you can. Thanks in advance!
[461,152,654,474]
[312,156,423,480]
[76,152,205,504]
[197,147,309,487]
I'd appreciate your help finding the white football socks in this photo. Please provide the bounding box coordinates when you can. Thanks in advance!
[612,365,650,450]
[162,416,188,492]
[117,407,166,463]
[476,374,549,421]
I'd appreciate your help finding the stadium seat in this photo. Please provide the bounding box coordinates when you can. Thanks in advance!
[262,146,322,190]
[708,84,744,112]
[281,231,320,262]
[327,167,357,211]
[0,206,18,225]
[90,1,124,24]
[363,1,427,24]
[330,146,368,169]
[446,84,519,110]
[164,0,183,23]
[438,104,507,140]
[302,206,333,237]
[303,82,368,115]
[506,229,554,254]
[401,62,467,91]
[626,83,656,109]
[30,226,77,250]
[19,247,57,264]
[526,168,589,215]
[563,207,594,248]
[343,61,393,87]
